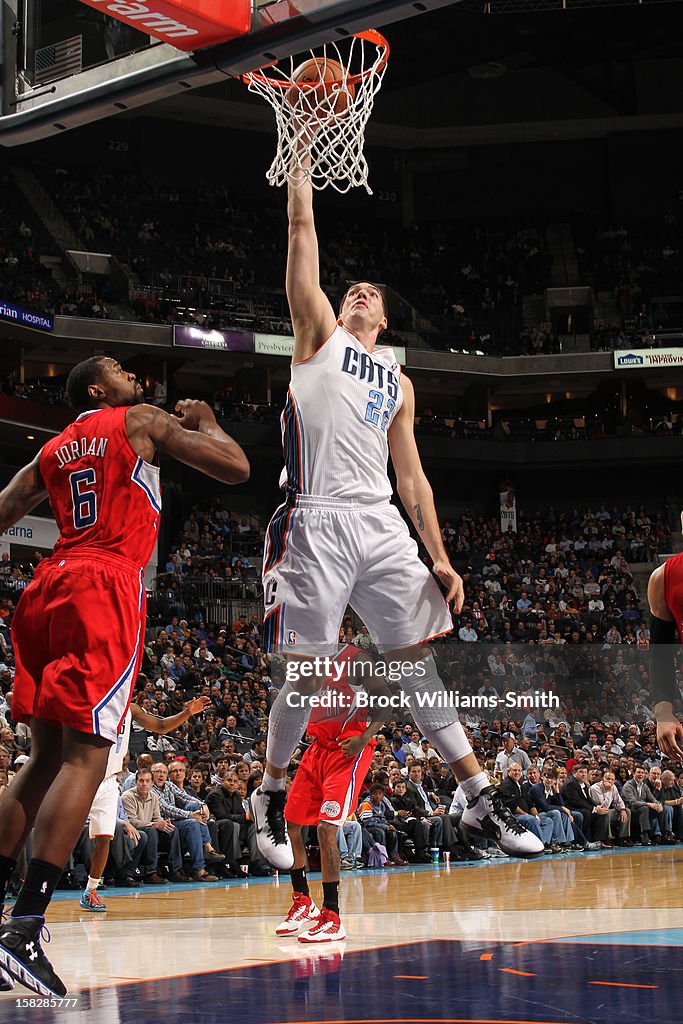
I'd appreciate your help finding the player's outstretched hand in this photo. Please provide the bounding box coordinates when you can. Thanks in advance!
[186,695,212,716]
[657,719,683,761]
[432,560,464,612]
[175,399,216,432]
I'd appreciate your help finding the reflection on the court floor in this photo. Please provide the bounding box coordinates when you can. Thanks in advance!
[7,937,681,1024]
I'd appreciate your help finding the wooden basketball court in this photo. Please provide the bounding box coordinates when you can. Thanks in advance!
[3,846,681,1023]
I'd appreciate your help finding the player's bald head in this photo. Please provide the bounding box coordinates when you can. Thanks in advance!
[65,356,108,413]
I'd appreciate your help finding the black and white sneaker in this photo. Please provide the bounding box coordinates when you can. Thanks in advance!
[461,786,544,858]
[0,915,66,997]
[0,908,11,991]
[250,787,294,870]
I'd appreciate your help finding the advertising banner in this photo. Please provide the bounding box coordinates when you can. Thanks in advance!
[613,348,683,369]
[76,1,251,51]
[173,325,253,352]
[0,299,53,332]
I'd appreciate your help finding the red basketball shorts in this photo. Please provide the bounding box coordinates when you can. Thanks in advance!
[11,553,146,743]
[285,738,374,827]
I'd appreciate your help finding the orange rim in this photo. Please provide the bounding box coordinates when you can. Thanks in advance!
[243,30,390,91]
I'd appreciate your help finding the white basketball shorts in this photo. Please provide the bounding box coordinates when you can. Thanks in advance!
[88,772,120,839]
[262,495,452,654]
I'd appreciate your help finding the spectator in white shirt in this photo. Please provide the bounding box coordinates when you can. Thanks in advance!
[590,770,631,844]
[495,733,531,779]
[458,622,478,642]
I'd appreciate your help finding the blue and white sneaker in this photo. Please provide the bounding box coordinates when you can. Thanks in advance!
[79,889,107,913]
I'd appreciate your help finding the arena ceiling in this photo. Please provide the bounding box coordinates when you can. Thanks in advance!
[140,2,683,138]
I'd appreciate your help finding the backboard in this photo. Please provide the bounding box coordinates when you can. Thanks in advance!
[0,0,462,146]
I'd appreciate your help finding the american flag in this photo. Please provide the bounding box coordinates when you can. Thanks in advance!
[34,35,83,84]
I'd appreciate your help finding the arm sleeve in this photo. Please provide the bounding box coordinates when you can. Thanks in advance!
[169,781,201,812]
[156,786,193,820]
[532,788,551,812]
[622,783,645,810]
[117,796,129,825]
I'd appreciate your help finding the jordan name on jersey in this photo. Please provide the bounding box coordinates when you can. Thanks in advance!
[55,436,109,468]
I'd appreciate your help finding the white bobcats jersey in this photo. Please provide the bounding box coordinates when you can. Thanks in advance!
[278,325,403,502]
[105,708,132,778]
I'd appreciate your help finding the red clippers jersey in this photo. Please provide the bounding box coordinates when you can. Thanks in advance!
[307,645,371,744]
[39,406,161,572]
[664,552,683,642]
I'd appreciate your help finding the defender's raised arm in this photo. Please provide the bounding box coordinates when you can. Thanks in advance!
[126,400,249,485]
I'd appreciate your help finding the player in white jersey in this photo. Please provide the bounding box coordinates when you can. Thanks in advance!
[251,152,544,883]
[79,694,212,911]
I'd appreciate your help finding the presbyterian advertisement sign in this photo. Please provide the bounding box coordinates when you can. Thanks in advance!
[253,335,407,363]
[254,334,294,357]
[0,299,53,332]
[78,1,251,51]
[614,348,683,369]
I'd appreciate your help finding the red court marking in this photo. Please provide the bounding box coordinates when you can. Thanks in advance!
[498,969,537,977]
[480,953,494,961]
[589,981,658,990]
[394,974,429,979]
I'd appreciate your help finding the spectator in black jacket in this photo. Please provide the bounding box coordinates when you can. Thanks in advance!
[560,762,610,843]
[206,771,263,874]
[528,767,593,850]
[498,762,554,848]
[389,779,431,861]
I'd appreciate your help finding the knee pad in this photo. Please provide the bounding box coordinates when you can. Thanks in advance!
[265,679,319,769]
[398,652,472,763]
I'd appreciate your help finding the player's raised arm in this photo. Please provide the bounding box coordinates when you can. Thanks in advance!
[286,152,337,362]
[388,375,463,612]
[126,401,249,484]
[0,454,48,533]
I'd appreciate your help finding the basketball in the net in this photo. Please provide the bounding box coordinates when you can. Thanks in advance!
[289,57,354,118]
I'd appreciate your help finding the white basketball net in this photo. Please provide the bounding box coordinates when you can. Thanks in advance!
[243,30,389,195]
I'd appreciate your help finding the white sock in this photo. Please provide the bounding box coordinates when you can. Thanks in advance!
[86,876,102,892]
[459,772,489,801]
[262,770,286,792]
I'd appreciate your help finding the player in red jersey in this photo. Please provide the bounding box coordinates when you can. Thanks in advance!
[0,356,248,997]
[648,539,683,761]
[275,645,390,943]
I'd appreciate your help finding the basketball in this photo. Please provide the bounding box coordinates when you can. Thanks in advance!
[289,56,354,117]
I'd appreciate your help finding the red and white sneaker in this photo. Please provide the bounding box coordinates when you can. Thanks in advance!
[298,907,346,943]
[275,893,320,936]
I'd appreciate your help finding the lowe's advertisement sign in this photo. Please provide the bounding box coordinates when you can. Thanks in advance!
[614,348,683,369]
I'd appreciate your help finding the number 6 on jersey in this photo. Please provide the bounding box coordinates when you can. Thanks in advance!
[69,468,98,529]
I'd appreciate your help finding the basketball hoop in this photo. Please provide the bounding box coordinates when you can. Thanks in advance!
[243,30,389,195]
